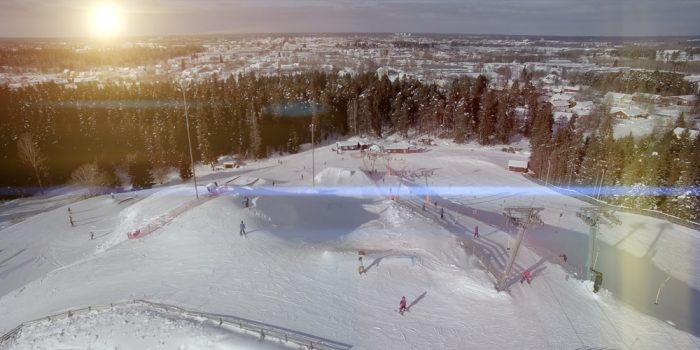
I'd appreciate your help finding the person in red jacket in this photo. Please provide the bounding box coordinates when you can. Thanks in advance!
[399,296,407,315]
[520,270,532,285]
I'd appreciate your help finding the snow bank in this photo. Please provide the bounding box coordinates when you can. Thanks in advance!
[314,167,375,188]
[98,186,196,252]
[0,304,288,350]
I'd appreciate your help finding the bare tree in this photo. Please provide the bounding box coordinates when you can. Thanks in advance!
[17,133,46,194]
[71,163,112,195]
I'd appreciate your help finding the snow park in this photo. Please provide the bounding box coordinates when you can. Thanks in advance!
[1,138,699,349]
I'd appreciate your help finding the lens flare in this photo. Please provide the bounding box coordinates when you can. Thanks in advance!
[91,3,122,37]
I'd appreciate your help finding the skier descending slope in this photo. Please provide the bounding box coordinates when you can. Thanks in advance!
[520,270,532,285]
[399,296,407,315]
[239,220,246,237]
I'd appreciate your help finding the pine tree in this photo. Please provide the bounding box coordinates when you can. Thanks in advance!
[478,90,498,145]
[179,155,193,180]
[129,153,154,190]
[287,130,300,154]
[495,91,515,144]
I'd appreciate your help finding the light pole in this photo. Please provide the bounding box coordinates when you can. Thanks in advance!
[310,123,316,188]
[177,80,199,199]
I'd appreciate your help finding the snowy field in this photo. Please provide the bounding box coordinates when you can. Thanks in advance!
[1,140,699,349]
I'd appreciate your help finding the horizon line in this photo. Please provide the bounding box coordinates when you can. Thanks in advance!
[1,31,700,41]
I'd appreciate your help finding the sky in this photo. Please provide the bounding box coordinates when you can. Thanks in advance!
[0,0,699,38]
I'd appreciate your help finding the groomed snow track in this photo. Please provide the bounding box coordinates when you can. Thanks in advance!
[0,299,353,350]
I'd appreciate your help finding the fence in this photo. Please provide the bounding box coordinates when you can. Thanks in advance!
[0,299,352,350]
[522,174,700,231]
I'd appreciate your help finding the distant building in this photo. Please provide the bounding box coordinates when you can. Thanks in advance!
[508,160,529,173]
[571,101,594,117]
[384,145,420,154]
[610,106,648,119]
[672,127,699,140]
[336,142,360,151]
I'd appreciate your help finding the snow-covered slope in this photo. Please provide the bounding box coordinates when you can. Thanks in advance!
[1,142,699,349]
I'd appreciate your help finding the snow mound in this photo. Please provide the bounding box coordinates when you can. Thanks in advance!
[97,186,195,252]
[1,304,286,350]
[314,167,374,187]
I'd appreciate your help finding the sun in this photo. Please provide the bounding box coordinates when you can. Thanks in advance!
[90,3,123,37]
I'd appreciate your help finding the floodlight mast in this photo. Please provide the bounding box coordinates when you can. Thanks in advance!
[310,122,315,188]
[176,79,198,199]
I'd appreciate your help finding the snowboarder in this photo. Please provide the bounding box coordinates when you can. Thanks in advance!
[90,232,94,240]
[239,221,246,236]
[440,207,444,219]
[473,225,479,239]
[559,253,568,263]
[520,270,532,285]
[399,296,407,315]
[358,257,366,275]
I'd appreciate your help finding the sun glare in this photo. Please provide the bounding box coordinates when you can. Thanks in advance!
[91,3,122,37]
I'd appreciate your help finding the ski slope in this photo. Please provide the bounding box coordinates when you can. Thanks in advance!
[1,140,699,349]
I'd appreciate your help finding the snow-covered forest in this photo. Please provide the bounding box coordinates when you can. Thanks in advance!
[1,71,698,221]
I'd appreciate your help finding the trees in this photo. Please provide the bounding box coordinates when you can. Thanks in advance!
[17,133,46,194]
[70,162,113,195]
[478,90,498,145]
[179,155,193,181]
[128,153,154,190]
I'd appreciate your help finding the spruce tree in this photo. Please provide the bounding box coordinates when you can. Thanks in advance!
[129,153,155,190]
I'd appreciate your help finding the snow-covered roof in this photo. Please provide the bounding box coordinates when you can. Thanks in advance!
[571,101,594,116]
[549,93,573,103]
[550,100,570,108]
[673,127,699,139]
[554,111,574,122]
[610,106,648,118]
[508,160,528,168]
[605,92,632,101]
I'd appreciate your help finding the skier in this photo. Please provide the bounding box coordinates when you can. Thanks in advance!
[422,203,426,211]
[559,253,568,263]
[473,225,479,239]
[90,232,94,240]
[358,256,366,276]
[239,220,246,236]
[520,270,532,285]
[243,196,250,208]
[69,215,74,227]
[440,207,444,219]
[399,296,407,315]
